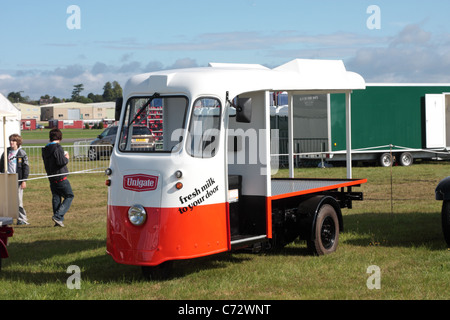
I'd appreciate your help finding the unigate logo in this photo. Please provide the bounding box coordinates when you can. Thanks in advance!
[123,174,158,192]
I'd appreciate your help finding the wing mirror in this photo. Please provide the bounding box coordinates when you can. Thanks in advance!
[115,97,123,121]
[236,98,252,123]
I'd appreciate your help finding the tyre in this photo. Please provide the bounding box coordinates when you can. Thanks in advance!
[399,152,413,166]
[441,201,450,247]
[307,204,339,255]
[88,146,99,161]
[379,153,393,167]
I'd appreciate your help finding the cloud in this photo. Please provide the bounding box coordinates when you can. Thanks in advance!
[0,74,13,80]
[51,64,85,78]
[3,23,450,100]
[0,58,195,99]
[167,58,198,69]
[117,61,142,73]
[91,62,110,75]
[347,24,450,82]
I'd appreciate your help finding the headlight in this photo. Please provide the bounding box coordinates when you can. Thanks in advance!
[128,204,147,226]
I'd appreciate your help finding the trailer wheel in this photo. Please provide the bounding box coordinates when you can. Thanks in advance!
[379,153,393,167]
[307,204,339,255]
[442,201,450,247]
[399,152,413,166]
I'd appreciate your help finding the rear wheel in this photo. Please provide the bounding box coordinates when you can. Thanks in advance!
[379,153,393,167]
[442,201,450,247]
[307,204,339,255]
[399,152,413,166]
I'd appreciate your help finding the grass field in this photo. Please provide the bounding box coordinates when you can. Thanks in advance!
[1,160,449,300]
[21,128,104,144]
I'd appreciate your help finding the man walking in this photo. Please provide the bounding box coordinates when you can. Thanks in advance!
[42,128,74,227]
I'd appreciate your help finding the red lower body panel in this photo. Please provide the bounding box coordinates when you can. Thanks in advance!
[107,203,229,266]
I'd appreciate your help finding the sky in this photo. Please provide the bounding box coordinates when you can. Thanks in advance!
[1,0,450,100]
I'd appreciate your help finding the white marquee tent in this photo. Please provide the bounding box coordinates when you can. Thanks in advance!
[0,93,21,155]
[0,93,20,220]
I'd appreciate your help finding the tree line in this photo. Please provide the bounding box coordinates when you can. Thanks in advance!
[7,81,122,105]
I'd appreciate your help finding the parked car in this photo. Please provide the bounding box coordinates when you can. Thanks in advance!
[89,125,155,160]
[435,177,450,246]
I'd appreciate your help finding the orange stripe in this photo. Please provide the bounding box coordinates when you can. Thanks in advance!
[270,178,367,201]
[265,197,272,239]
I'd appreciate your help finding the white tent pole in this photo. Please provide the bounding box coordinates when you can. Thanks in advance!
[2,115,7,172]
[288,93,294,178]
[2,115,7,217]
[345,92,352,179]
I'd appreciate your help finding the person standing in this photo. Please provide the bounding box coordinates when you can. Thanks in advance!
[42,128,74,227]
[0,134,30,225]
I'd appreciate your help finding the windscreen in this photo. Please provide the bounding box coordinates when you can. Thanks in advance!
[119,96,188,152]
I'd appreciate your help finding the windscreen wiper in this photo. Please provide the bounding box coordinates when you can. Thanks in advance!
[129,92,160,126]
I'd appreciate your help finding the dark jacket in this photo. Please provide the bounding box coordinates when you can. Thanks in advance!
[42,142,69,182]
[0,147,30,185]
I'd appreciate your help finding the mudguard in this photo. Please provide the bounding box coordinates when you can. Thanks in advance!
[0,225,13,259]
[435,177,450,200]
[297,195,343,241]
[0,239,8,259]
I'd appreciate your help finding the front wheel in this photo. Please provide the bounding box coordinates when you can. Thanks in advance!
[379,153,393,167]
[307,204,339,255]
[442,201,450,247]
[88,147,99,161]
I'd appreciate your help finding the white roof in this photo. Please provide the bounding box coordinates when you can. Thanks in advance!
[0,93,20,117]
[124,59,365,99]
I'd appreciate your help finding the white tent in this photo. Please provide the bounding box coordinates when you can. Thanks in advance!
[0,93,21,155]
[0,93,20,220]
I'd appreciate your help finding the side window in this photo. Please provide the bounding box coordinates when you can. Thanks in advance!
[187,98,221,158]
[109,127,118,136]
[100,128,109,137]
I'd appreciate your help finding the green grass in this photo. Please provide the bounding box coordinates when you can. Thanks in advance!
[1,162,450,300]
[21,128,104,144]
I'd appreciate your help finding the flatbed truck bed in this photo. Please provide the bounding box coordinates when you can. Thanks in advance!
[270,178,367,199]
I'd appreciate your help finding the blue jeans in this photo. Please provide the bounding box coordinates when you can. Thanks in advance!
[50,179,74,221]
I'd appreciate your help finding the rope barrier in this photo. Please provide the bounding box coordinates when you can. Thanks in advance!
[18,168,106,182]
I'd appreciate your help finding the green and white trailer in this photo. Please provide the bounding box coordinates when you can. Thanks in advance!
[272,84,450,167]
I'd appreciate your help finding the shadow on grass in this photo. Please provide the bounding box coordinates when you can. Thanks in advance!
[0,239,253,284]
[1,211,447,284]
[342,211,447,250]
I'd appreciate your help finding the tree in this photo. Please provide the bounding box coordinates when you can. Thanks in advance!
[7,91,27,103]
[102,82,114,101]
[101,81,122,102]
[71,84,84,101]
[112,81,123,100]
[52,96,62,103]
[87,93,104,103]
